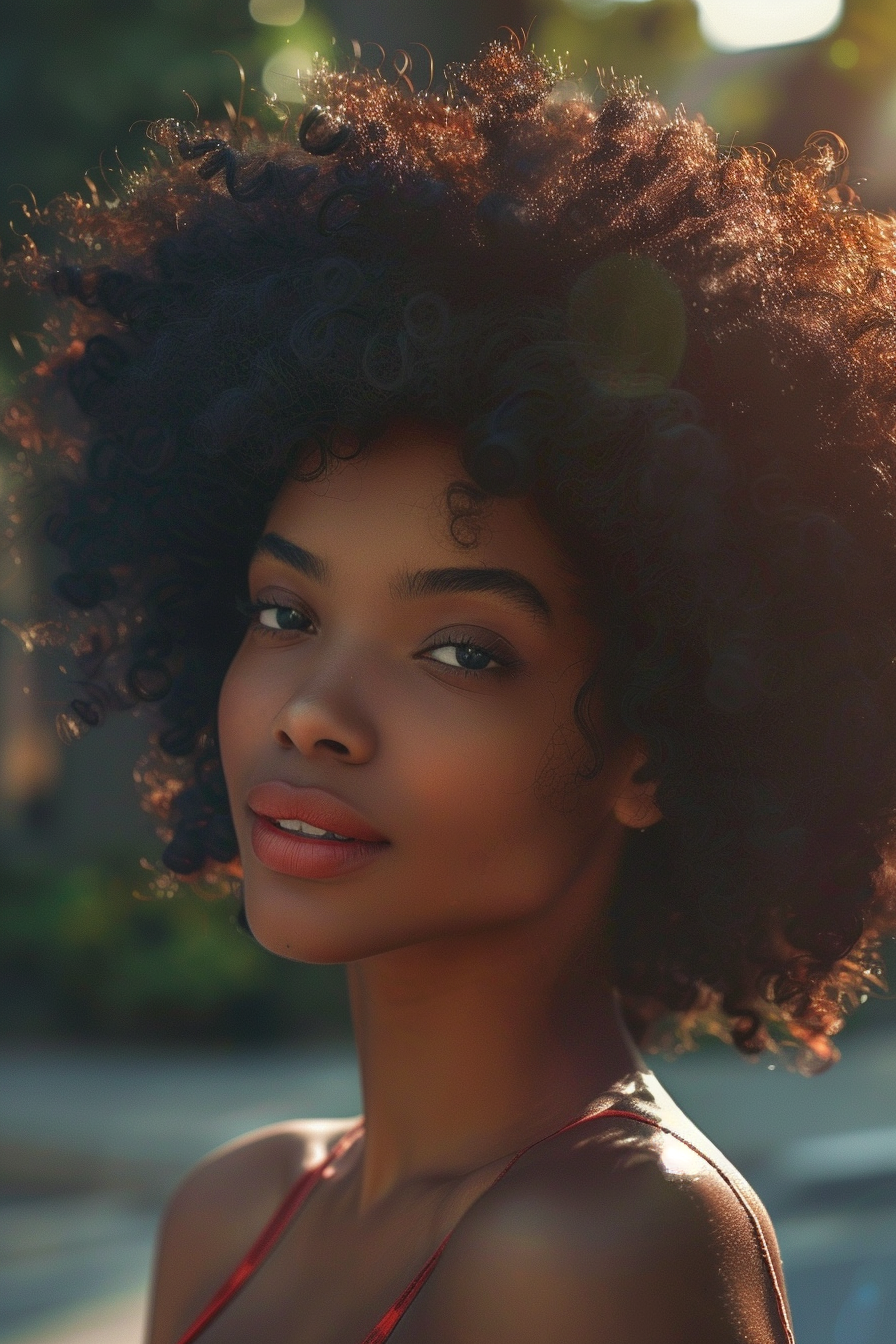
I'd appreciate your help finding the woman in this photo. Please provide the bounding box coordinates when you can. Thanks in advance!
[9,39,896,1342]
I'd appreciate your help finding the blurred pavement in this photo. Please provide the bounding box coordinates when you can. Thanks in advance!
[3,1032,896,1344]
[7,1294,144,1344]
[0,1043,361,1344]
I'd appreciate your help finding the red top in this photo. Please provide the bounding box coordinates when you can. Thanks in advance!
[173,1107,794,1344]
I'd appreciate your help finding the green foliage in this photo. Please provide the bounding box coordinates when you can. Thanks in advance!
[536,0,704,90]
[0,858,351,1042]
[0,0,324,207]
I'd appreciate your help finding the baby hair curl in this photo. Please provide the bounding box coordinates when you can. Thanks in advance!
[6,42,896,1069]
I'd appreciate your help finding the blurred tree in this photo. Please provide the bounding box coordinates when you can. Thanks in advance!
[0,0,275,210]
[0,857,351,1041]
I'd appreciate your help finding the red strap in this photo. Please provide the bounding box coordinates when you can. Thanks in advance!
[175,1109,794,1344]
[359,1109,795,1344]
[174,1122,364,1344]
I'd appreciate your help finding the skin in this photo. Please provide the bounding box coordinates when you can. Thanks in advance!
[147,421,791,1344]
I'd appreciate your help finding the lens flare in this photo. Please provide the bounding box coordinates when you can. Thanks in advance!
[262,48,311,101]
[567,255,686,399]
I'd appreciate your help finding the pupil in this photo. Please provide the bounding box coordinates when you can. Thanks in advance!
[277,607,303,629]
[457,644,490,670]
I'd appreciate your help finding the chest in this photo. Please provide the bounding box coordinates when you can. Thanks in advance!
[185,1174,469,1344]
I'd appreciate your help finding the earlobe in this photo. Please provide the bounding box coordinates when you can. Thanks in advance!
[612,746,663,831]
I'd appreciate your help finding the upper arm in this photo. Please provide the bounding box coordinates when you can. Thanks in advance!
[146,1119,350,1344]
[420,1132,789,1344]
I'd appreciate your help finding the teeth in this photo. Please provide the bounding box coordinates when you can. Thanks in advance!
[275,818,352,841]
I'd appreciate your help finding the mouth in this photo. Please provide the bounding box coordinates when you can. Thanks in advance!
[246,783,389,880]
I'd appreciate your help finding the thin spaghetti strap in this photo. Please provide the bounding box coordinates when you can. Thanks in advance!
[173,1122,364,1344]
[359,1108,795,1344]
[175,1108,794,1344]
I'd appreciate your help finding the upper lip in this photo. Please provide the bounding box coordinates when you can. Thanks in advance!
[246,783,389,843]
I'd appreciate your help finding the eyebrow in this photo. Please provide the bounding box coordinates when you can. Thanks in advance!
[393,567,551,623]
[253,533,329,582]
[252,537,551,624]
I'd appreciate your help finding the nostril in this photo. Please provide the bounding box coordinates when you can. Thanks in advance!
[318,738,350,755]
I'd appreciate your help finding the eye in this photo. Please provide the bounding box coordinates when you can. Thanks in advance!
[256,604,313,633]
[426,642,500,672]
[419,627,520,676]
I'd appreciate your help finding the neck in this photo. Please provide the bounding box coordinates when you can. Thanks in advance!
[346,868,642,1207]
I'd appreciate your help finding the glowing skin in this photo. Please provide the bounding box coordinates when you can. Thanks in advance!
[218,417,662,1197]
[220,423,654,972]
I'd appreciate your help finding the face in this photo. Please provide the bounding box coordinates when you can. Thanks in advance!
[219,421,648,963]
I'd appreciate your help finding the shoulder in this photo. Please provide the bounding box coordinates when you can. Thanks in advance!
[147,1117,358,1344]
[421,1109,791,1344]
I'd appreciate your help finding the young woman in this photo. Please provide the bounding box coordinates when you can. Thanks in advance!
[9,39,896,1343]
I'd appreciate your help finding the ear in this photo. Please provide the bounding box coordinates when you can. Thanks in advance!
[612,742,662,831]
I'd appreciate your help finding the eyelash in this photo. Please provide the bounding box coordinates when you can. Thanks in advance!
[239,600,518,675]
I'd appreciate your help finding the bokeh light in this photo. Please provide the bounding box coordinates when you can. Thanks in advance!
[829,36,860,68]
[697,0,844,52]
[262,45,313,100]
[249,0,306,26]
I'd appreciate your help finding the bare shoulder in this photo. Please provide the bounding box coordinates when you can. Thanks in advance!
[147,1116,358,1344]
[420,1111,791,1344]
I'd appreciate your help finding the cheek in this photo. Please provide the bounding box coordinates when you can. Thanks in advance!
[386,689,602,915]
[217,647,268,806]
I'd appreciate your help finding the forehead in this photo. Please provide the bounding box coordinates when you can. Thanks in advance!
[262,422,574,583]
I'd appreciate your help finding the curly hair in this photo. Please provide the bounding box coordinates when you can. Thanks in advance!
[7,41,896,1068]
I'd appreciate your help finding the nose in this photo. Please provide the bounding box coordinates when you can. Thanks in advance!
[271,661,378,765]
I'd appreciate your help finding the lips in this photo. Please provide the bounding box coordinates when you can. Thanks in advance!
[247,782,389,880]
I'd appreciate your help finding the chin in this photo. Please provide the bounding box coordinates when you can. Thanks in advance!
[242,901,359,963]
[240,881,405,965]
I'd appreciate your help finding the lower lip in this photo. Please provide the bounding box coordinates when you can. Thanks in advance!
[250,815,389,879]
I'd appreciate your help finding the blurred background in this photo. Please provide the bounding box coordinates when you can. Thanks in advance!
[3,1,896,1341]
